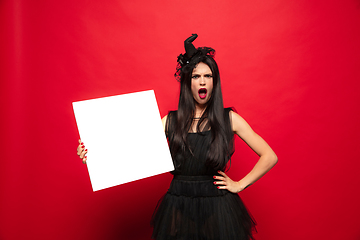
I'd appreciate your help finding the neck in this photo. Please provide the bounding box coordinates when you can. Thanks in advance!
[194,103,207,118]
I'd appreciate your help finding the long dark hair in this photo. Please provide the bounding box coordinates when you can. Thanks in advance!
[169,47,234,170]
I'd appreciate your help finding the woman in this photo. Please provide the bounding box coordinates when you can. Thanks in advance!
[77,34,277,240]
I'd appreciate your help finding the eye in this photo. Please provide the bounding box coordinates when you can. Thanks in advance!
[192,75,200,79]
[205,74,213,78]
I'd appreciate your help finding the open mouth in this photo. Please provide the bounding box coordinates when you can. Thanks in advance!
[198,88,207,99]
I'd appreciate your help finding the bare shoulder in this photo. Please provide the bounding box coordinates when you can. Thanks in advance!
[229,110,254,136]
[229,110,244,122]
[161,115,168,132]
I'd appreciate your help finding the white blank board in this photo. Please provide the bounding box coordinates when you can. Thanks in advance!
[72,90,174,191]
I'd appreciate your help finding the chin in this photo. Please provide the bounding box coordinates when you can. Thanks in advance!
[196,99,209,107]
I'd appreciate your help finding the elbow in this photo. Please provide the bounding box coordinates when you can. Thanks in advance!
[271,153,278,166]
[260,151,278,169]
[265,152,277,168]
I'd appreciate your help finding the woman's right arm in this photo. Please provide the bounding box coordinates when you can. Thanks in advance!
[162,115,168,132]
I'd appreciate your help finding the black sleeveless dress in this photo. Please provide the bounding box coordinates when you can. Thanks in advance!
[151,109,256,240]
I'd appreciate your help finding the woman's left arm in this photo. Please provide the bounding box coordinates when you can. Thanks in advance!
[214,111,278,193]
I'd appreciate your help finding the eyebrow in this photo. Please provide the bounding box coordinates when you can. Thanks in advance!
[192,72,212,75]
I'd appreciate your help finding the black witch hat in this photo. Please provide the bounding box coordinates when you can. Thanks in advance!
[177,34,199,66]
[175,34,215,81]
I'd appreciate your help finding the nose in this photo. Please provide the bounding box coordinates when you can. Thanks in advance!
[199,76,206,86]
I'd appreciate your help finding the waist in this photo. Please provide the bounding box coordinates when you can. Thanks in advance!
[173,175,215,181]
[168,174,227,197]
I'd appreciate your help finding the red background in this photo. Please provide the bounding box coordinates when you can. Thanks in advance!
[1,0,360,239]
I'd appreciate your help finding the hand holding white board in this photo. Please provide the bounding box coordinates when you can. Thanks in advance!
[72,90,174,191]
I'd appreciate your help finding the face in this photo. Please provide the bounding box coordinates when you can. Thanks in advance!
[191,62,214,108]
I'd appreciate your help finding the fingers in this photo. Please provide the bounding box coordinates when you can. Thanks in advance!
[216,185,228,190]
[77,140,84,155]
[79,148,88,159]
[213,172,241,193]
[214,181,226,188]
[214,180,228,190]
[77,145,85,156]
[217,170,228,178]
[213,171,230,190]
[80,149,88,164]
[213,171,227,183]
[213,175,225,181]
[76,139,88,164]
[213,173,227,189]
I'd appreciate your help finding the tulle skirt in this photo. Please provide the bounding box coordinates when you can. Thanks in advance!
[151,175,256,240]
